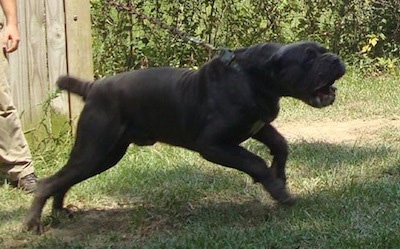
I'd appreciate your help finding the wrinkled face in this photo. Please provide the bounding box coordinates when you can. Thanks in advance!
[271,42,346,108]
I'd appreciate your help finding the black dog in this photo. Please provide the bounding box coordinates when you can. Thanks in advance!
[26,41,345,234]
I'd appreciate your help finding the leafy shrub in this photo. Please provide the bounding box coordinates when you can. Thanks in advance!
[91,0,399,77]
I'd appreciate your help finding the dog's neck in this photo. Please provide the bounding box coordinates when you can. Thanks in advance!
[219,48,242,72]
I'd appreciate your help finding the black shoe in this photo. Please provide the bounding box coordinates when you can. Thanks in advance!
[17,173,38,193]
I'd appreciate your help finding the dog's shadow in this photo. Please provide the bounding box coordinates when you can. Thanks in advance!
[43,199,273,238]
[37,141,400,237]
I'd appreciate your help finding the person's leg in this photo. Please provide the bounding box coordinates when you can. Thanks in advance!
[0,31,36,192]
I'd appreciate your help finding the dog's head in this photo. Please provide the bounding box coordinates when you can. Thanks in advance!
[267,41,346,108]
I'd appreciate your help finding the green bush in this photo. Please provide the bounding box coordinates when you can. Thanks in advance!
[91,0,399,78]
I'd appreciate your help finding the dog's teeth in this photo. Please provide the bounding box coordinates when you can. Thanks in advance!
[315,97,321,107]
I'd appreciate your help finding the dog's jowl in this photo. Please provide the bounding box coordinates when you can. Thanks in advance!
[26,41,346,234]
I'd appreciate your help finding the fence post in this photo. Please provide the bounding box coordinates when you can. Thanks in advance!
[64,0,94,133]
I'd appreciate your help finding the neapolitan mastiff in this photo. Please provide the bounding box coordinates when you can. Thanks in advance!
[26,41,346,234]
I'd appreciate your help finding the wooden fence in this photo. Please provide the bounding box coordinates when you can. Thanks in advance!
[8,0,93,127]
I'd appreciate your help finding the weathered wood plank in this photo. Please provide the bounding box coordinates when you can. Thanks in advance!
[45,0,68,114]
[64,0,94,130]
[25,0,48,122]
[8,0,93,128]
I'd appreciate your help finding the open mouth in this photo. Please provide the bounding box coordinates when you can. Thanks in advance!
[307,82,337,108]
[305,57,345,108]
[316,83,336,98]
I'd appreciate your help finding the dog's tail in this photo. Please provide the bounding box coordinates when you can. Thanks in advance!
[56,75,93,99]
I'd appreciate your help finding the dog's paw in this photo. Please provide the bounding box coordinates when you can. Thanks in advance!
[278,195,298,206]
[262,179,296,205]
[25,218,44,235]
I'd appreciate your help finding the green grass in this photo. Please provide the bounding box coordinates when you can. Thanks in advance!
[1,68,400,248]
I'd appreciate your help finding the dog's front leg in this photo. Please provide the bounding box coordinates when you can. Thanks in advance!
[252,124,288,184]
[199,144,295,204]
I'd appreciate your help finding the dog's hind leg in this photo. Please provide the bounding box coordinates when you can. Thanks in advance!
[50,138,130,221]
[26,137,130,234]
[252,124,289,184]
[51,137,130,215]
[25,105,130,234]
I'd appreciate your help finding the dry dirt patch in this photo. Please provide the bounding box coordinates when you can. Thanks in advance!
[274,117,400,144]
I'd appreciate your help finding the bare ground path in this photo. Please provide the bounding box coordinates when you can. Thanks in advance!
[274,117,400,144]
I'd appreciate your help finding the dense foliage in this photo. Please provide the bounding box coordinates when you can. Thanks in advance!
[91,0,399,78]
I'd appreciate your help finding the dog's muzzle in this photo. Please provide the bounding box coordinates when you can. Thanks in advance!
[307,84,337,108]
[306,58,346,108]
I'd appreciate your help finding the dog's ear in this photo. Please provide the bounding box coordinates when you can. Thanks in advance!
[304,47,318,69]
